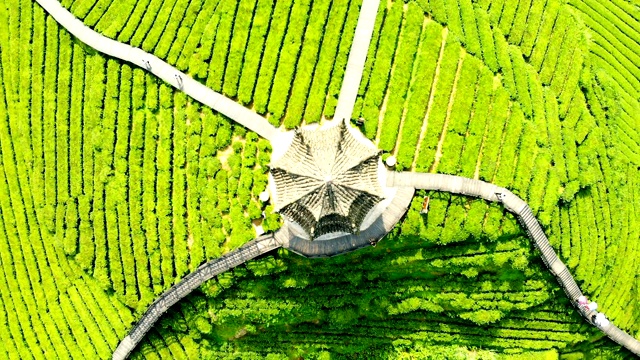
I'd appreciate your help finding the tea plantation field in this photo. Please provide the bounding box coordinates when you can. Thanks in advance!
[0,0,639,358]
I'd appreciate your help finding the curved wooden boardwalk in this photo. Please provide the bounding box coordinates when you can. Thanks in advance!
[388,171,640,356]
[33,0,279,141]
[112,234,283,360]
[113,187,414,359]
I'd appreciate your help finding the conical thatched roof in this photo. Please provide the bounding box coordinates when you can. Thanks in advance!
[270,121,384,239]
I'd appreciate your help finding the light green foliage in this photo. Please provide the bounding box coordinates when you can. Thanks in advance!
[237,0,275,104]
[303,0,352,123]
[458,70,492,178]
[222,0,257,97]
[378,2,423,151]
[281,0,332,128]
[413,34,461,172]
[206,0,238,91]
[360,1,404,139]
[320,0,362,118]
[1,0,640,358]
[494,104,524,187]
[352,0,640,355]
[458,0,480,56]
[267,0,313,123]
[436,56,479,175]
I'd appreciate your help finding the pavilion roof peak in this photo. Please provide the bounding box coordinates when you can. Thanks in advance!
[269,120,384,239]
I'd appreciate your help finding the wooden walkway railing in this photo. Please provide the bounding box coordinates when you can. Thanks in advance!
[112,234,283,360]
[333,0,381,122]
[388,171,640,356]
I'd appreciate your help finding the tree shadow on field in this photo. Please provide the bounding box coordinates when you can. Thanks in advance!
[133,189,626,358]
[145,226,605,358]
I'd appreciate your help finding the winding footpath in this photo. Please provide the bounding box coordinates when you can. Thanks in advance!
[32,0,279,141]
[388,172,640,356]
[30,0,640,358]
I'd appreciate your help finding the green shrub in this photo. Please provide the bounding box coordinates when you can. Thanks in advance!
[237,0,276,104]
[498,0,518,36]
[268,0,313,124]
[154,0,191,58]
[488,0,504,24]
[303,0,351,123]
[164,0,202,65]
[129,0,166,47]
[321,0,360,118]
[475,9,499,70]
[378,3,423,151]
[175,0,220,70]
[396,20,443,169]
[519,0,546,56]
[354,3,385,117]
[458,0,480,56]
[478,87,508,182]
[444,0,463,41]
[429,0,447,24]
[494,104,524,187]
[206,0,238,92]
[71,0,101,22]
[360,1,403,138]
[282,0,331,128]
[509,0,532,45]
[538,10,571,85]
[509,47,532,117]
[459,70,492,178]
[494,29,515,95]
[414,36,461,171]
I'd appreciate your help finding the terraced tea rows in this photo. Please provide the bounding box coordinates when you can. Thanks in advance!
[351,0,639,336]
[1,0,282,357]
[61,0,363,128]
[0,0,638,358]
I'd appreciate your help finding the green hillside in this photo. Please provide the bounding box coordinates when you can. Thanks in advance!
[0,0,639,358]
